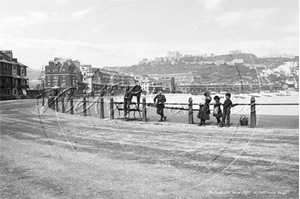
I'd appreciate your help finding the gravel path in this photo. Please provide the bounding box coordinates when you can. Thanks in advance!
[0,99,298,198]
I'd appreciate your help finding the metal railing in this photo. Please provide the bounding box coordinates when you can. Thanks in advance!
[39,90,299,128]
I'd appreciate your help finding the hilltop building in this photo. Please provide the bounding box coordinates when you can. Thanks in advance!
[230,50,242,54]
[0,50,29,100]
[167,51,182,61]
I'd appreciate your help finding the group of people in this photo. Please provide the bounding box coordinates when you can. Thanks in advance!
[153,90,236,127]
[197,91,236,127]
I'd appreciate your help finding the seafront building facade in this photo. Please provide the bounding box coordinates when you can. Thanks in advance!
[0,50,29,100]
[91,68,135,94]
[45,57,136,94]
[45,58,83,89]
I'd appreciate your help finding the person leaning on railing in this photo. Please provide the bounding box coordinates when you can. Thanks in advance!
[219,92,237,127]
[153,90,167,122]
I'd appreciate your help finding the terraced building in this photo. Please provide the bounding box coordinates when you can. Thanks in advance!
[0,50,29,100]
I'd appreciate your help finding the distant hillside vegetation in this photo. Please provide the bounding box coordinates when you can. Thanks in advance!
[27,68,42,80]
[123,63,258,84]
[122,53,293,76]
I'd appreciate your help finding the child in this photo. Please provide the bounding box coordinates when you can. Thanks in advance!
[213,95,222,124]
[197,91,211,126]
[220,92,236,127]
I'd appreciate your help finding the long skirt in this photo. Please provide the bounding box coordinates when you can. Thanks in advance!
[197,104,210,120]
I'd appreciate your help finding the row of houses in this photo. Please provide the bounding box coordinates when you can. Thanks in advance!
[177,83,283,94]
[0,50,29,100]
[44,58,135,95]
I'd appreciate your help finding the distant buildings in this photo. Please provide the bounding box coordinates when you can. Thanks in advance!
[177,83,282,94]
[149,72,201,86]
[139,51,183,66]
[45,58,83,89]
[230,50,242,54]
[81,64,93,92]
[139,58,151,65]
[135,75,162,94]
[167,51,182,61]
[91,68,135,94]
[0,50,29,100]
[45,57,135,94]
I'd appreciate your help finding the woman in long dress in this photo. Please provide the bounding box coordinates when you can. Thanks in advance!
[197,91,211,126]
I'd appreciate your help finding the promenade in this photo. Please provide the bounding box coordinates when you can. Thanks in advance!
[0,99,298,198]
[66,96,299,129]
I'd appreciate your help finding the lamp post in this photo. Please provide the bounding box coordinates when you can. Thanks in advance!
[42,79,44,106]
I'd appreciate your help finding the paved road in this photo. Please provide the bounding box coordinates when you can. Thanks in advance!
[0,99,299,198]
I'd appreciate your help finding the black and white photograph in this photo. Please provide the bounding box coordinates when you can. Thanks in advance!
[0,0,299,198]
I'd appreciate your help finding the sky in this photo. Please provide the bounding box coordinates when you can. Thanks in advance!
[0,0,298,69]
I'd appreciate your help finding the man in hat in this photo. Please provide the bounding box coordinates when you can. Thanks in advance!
[153,90,167,122]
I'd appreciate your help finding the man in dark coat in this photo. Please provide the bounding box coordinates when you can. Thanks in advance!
[153,90,167,122]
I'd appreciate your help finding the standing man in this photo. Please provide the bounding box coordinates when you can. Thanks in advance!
[153,90,167,122]
[124,86,132,118]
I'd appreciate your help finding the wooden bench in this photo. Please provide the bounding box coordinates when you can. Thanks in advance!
[114,102,142,119]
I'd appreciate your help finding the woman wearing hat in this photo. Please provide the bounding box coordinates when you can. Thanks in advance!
[197,91,211,126]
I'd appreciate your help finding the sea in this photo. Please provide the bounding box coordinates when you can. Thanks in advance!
[113,91,299,116]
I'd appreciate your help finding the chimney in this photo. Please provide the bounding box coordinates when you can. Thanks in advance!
[0,50,13,61]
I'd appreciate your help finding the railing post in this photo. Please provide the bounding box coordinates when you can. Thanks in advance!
[55,98,59,112]
[250,97,256,128]
[142,97,147,122]
[99,97,104,119]
[83,96,87,116]
[188,97,193,124]
[70,97,74,115]
[61,97,65,113]
[110,98,114,120]
[42,93,45,106]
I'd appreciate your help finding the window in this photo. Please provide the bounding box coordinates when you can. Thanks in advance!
[13,89,17,95]
[21,67,24,75]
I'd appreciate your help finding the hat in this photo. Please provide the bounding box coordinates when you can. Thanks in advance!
[203,91,210,96]
[214,95,220,100]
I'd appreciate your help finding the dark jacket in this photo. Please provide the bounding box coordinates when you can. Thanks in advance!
[223,99,234,110]
[154,94,166,104]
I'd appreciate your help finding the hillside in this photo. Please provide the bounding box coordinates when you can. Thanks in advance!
[180,53,258,63]
[27,68,42,80]
[121,53,295,84]
[123,63,257,84]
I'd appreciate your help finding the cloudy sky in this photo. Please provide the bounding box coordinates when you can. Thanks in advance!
[0,0,298,69]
